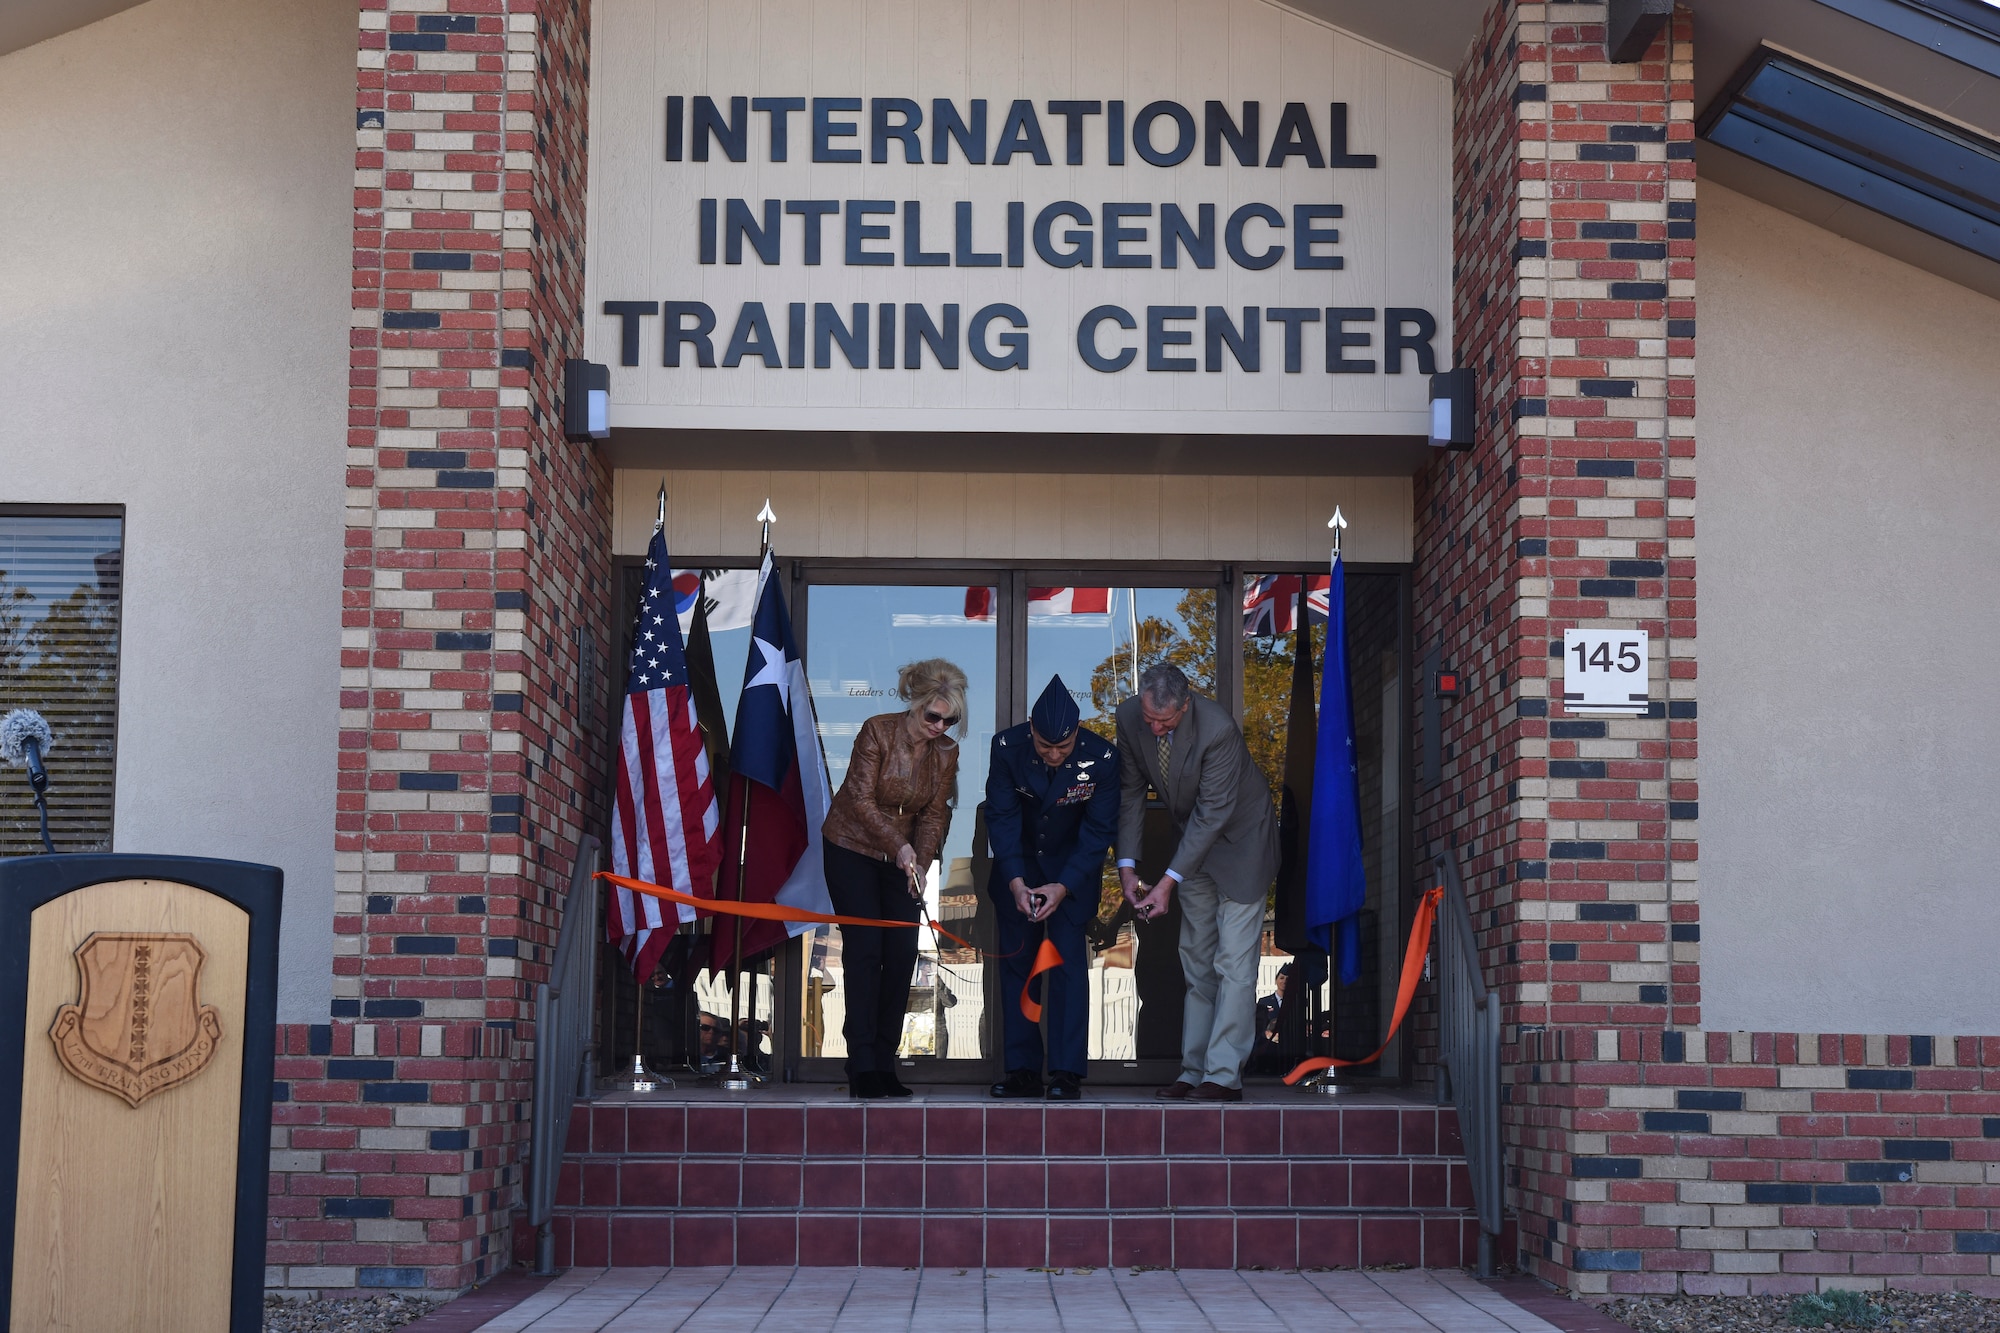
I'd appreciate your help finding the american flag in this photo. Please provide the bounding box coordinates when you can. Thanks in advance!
[608,530,723,979]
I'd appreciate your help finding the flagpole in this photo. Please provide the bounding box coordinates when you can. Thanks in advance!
[608,483,677,1095]
[721,499,777,1092]
[1308,507,1349,1098]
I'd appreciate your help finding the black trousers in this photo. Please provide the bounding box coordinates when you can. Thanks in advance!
[824,841,922,1076]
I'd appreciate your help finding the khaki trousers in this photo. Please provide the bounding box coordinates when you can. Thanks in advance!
[1175,871,1263,1089]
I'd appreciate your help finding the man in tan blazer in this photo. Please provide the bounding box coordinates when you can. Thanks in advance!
[1115,663,1280,1101]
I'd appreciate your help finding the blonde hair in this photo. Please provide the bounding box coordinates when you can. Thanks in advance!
[897,658,970,738]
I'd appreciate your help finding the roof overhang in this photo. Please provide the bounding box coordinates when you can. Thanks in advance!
[1691,0,2000,298]
[0,0,151,60]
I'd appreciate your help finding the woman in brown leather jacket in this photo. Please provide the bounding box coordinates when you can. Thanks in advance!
[821,657,967,1099]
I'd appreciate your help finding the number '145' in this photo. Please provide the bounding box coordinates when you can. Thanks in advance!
[1573,640,1642,672]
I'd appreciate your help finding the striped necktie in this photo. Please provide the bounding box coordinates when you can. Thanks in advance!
[1156,732,1172,797]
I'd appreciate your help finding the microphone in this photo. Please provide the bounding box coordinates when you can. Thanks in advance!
[3,710,57,854]
[1,709,53,794]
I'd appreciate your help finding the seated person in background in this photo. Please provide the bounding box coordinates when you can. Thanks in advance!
[735,1016,772,1074]
[696,1010,728,1070]
[1250,963,1293,1074]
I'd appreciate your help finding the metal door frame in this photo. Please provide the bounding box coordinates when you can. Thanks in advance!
[599,555,1413,1089]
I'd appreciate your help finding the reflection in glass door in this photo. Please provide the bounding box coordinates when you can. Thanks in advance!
[775,565,1407,1087]
[1240,568,1405,1079]
[797,582,999,1079]
[1021,583,1221,1076]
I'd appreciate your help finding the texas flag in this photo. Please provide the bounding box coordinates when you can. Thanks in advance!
[963,587,1111,619]
[714,552,833,971]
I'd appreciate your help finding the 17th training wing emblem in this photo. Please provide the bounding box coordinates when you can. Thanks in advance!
[50,932,223,1108]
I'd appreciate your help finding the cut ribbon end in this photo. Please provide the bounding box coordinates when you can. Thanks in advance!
[1019,937,1064,1023]
[1281,886,1444,1084]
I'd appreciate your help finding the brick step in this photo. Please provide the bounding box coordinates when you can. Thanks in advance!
[550,1209,1483,1270]
[545,1095,1480,1271]
[558,1152,1475,1214]
[569,1097,1467,1161]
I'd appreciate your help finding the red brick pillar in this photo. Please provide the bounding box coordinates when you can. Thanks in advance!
[1419,0,1696,1294]
[266,0,608,1295]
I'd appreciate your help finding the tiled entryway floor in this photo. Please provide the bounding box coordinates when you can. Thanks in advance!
[468,1265,1569,1331]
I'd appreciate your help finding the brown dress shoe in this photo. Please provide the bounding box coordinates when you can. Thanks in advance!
[1155,1080,1196,1100]
[1191,1081,1243,1102]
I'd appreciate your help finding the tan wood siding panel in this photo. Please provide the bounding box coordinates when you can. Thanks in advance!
[618,468,1410,562]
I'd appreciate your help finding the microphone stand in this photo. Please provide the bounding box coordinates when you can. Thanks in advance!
[28,744,54,856]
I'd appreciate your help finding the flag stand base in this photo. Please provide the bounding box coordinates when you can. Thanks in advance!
[605,1053,674,1094]
[1302,1072,1346,1096]
[717,1054,763,1091]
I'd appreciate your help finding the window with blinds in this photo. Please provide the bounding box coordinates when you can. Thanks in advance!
[0,512,124,856]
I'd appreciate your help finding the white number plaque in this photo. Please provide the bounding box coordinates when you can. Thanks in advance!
[1560,628,1650,716]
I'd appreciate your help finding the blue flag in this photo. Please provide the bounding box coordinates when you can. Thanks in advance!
[1304,552,1367,985]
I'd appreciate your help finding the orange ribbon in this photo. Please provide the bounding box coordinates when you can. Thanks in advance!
[598,870,1062,1022]
[1282,885,1444,1084]
[601,870,938,934]
[1016,938,1065,1023]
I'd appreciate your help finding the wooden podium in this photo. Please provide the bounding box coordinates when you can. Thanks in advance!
[0,855,281,1333]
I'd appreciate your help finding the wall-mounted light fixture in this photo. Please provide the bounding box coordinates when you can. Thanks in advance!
[562,359,609,441]
[1427,367,1476,450]
[1606,0,1671,63]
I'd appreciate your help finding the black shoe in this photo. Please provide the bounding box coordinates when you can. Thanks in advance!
[1046,1071,1083,1102]
[989,1068,1043,1099]
[850,1071,891,1100]
[881,1070,915,1098]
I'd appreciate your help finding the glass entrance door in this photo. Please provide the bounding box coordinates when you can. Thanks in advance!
[779,563,1407,1087]
[1019,580,1224,1082]
[793,578,1003,1083]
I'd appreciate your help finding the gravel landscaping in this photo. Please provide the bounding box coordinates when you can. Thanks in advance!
[1605,1289,2000,1333]
[264,1293,440,1333]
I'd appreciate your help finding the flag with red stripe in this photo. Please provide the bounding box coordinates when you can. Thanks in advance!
[608,529,723,979]
[713,551,834,972]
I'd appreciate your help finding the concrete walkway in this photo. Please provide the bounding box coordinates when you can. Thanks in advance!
[467,1266,1572,1332]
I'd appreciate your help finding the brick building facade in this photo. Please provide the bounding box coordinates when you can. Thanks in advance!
[265,0,612,1292]
[265,0,2000,1301]
[1417,2,2000,1301]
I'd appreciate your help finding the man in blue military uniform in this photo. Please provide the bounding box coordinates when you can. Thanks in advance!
[984,675,1120,1101]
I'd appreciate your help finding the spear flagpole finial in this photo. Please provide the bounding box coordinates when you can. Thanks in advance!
[655,480,667,534]
[1328,506,1348,561]
[756,498,776,558]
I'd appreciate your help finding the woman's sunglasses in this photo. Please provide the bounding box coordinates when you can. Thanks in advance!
[923,710,960,727]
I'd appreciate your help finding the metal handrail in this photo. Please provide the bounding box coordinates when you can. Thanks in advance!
[528,833,603,1277]
[1433,851,1504,1277]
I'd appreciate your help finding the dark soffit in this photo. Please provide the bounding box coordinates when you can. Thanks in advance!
[1700,49,2000,264]
[601,429,1436,478]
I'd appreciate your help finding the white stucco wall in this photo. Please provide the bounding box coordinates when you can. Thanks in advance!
[0,0,353,1021]
[1700,184,2000,1036]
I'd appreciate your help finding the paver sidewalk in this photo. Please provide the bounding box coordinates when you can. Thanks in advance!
[464,1266,1575,1332]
